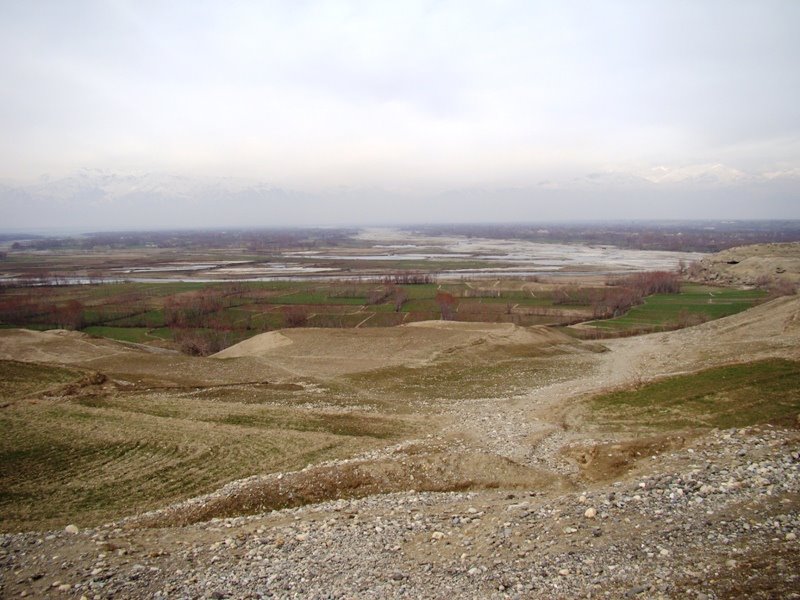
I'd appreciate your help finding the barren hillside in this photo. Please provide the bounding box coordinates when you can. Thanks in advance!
[213,321,577,378]
[694,241,800,287]
[1,291,799,598]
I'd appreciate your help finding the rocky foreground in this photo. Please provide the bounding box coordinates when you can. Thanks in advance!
[2,425,798,599]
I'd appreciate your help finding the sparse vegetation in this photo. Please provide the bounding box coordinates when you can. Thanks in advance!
[0,360,83,401]
[1,232,798,558]
[0,279,583,353]
[0,378,419,531]
[588,359,800,430]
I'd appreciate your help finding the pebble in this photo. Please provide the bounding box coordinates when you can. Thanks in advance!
[1,426,798,599]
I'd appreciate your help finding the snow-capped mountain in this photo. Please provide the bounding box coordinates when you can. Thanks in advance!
[23,169,280,202]
[638,164,754,185]
[1,165,798,230]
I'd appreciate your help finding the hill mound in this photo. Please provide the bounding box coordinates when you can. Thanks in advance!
[0,328,291,385]
[213,322,576,378]
[695,241,800,287]
[0,328,148,365]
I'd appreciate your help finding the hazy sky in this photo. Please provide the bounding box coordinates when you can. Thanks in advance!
[1,1,799,226]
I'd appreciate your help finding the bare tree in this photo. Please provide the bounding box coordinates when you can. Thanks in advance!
[393,287,408,312]
[435,291,457,320]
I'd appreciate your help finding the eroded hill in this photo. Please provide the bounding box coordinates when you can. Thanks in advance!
[1,288,799,598]
[694,241,800,288]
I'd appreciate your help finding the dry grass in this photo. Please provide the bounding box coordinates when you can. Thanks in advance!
[0,322,580,530]
[0,382,420,531]
[0,360,84,402]
[563,435,690,482]
[137,450,567,527]
[3,293,798,532]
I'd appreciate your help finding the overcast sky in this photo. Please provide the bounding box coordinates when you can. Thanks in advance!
[1,1,799,227]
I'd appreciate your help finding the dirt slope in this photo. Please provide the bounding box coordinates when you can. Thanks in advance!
[0,328,292,385]
[598,293,800,386]
[213,321,577,378]
[126,295,800,527]
[2,295,799,598]
[695,241,800,286]
[0,328,149,364]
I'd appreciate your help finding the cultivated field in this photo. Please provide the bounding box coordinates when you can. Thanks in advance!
[578,283,766,334]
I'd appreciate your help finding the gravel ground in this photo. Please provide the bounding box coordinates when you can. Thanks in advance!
[2,296,799,599]
[2,426,798,599]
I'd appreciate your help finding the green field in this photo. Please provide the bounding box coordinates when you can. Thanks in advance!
[583,284,766,333]
[589,358,800,430]
[0,280,587,354]
[1,278,772,354]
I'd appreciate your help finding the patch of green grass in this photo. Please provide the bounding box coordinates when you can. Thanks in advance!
[402,284,440,299]
[589,359,800,430]
[587,284,766,332]
[477,295,554,307]
[402,299,438,312]
[266,291,365,305]
[147,327,173,340]
[106,308,166,327]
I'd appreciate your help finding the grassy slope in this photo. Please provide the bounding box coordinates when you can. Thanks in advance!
[343,348,580,402]
[0,360,84,401]
[0,367,420,531]
[589,358,800,431]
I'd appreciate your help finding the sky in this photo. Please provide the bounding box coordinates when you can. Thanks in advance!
[1,0,799,228]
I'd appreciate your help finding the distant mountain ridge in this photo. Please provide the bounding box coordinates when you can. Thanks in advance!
[2,165,799,229]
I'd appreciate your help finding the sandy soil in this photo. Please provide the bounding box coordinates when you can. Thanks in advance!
[0,329,150,365]
[0,328,292,385]
[212,331,294,358]
[696,241,800,287]
[2,292,799,598]
[213,321,578,379]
